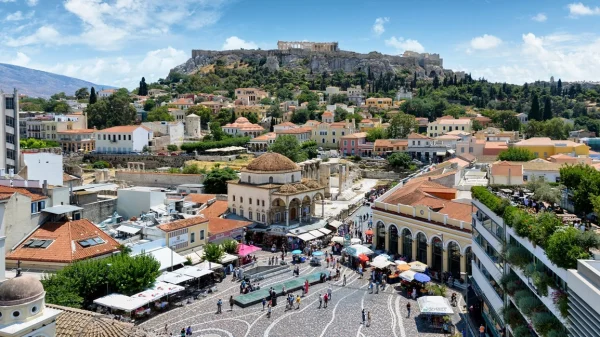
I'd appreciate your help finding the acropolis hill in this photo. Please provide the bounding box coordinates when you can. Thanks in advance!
[171,41,464,80]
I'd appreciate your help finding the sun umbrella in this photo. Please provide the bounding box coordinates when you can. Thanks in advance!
[375,254,392,261]
[358,254,370,262]
[414,273,431,283]
[395,260,408,265]
[365,229,373,235]
[399,270,416,282]
[409,261,428,273]
[312,251,324,257]
[396,263,411,271]
[291,250,302,255]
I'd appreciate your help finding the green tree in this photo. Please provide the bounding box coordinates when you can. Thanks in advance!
[291,109,309,124]
[297,90,319,103]
[89,87,97,104]
[543,96,553,120]
[269,134,304,162]
[366,127,387,142]
[497,147,536,161]
[472,119,484,131]
[387,113,418,139]
[167,144,178,151]
[54,101,71,114]
[147,106,175,122]
[208,122,227,141]
[203,167,238,194]
[143,99,156,112]
[443,105,465,118]
[51,92,67,100]
[187,105,212,128]
[300,140,318,159]
[86,89,137,129]
[546,227,594,269]
[221,239,239,254]
[203,243,224,263]
[524,120,546,138]
[387,152,412,169]
[75,87,89,100]
[530,92,541,121]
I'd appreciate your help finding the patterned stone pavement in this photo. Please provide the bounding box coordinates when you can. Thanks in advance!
[141,252,463,337]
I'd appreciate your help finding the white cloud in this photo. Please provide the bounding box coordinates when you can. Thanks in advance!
[0,51,31,67]
[568,2,600,16]
[137,47,188,79]
[6,25,61,47]
[222,36,258,50]
[385,36,424,53]
[470,34,502,50]
[531,13,547,22]
[0,0,16,2]
[26,0,38,6]
[372,17,389,36]
[5,10,34,21]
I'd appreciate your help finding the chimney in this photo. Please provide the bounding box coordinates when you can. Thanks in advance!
[43,180,48,196]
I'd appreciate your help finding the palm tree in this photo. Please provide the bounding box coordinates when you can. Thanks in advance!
[203,243,224,263]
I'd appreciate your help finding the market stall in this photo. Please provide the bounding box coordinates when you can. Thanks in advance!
[93,294,147,314]
[157,271,194,285]
[409,261,428,273]
[417,296,455,331]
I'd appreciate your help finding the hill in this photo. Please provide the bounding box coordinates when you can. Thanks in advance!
[0,63,113,98]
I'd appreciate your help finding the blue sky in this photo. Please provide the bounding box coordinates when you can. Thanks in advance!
[1,0,600,89]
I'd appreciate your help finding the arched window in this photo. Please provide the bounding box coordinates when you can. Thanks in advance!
[249,198,253,205]
[247,176,251,183]
[262,214,266,222]
[269,176,274,184]
[291,175,295,183]
[240,197,243,203]
[233,195,235,202]
[256,199,260,206]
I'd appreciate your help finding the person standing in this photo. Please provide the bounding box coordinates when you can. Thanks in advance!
[323,293,328,308]
[411,288,417,300]
[406,302,411,317]
[443,322,449,336]
[327,284,332,300]
[186,326,192,336]
[180,328,185,337]
[229,296,234,311]
[318,294,323,309]
[479,324,486,337]
[267,304,272,318]
[361,309,366,325]
[217,299,222,314]
[262,298,266,311]
[343,274,347,286]
[367,311,371,327]
[296,295,301,309]
[164,324,168,335]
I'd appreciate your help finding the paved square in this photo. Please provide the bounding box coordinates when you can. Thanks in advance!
[141,252,464,337]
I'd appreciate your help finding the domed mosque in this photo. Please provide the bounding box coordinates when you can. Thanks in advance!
[227,152,326,226]
[0,266,154,337]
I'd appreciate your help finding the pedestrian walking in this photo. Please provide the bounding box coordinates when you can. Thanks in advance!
[262,298,266,311]
[323,293,328,308]
[318,294,322,308]
[411,288,417,300]
[180,328,185,337]
[406,303,411,317]
[361,309,366,325]
[368,281,373,294]
[296,295,301,309]
[267,304,272,318]
[217,299,222,314]
[275,256,278,264]
[479,325,486,337]
[164,324,168,334]
[186,326,192,336]
[343,274,347,286]
[375,281,379,294]
[367,311,371,327]
[229,295,234,311]
[327,284,332,300]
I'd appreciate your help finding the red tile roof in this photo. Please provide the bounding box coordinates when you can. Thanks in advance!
[408,133,430,139]
[57,129,95,134]
[97,125,151,133]
[157,216,209,232]
[0,186,47,201]
[199,200,228,218]
[185,194,216,205]
[6,219,120,263]
[208,218,252,235]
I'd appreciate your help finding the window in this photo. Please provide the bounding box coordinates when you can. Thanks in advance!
[118,135,121,140]
[443,126,446,130]
[128,135,131,140]
[418,141,421,146]
[240,210,244,217]
[462,126,465,130]
[344,140,347,146]
[351,140,355,146]
[262,214,266,222]
[103,134,106,140]
[240,197,243,203]
[461,147,465,153]
[269,177,273,184]
[332,131,336,136]
[5,116,14,127]
[412,141,415,145]
[291,175,295,182]
[523,175,528,181]
[256,199,260,206]
[191,232,195,243]
[5,97,14,109]
[233,208,236,214]
[247,176,251,183]
[7,149,15,160]
[249,211,253,220]
[249,198,253,205]
[200,230,205,240]
[77,237,105,248]
[342,132,345,136]
[6,134,15,144]
[22,239,54,248]
[262,200,265,207]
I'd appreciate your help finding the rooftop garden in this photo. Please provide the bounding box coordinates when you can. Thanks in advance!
[472,186,600,270]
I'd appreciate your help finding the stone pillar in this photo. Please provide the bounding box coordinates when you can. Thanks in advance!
[460,253,467,276]
[426,243,433,266]
[285,207,289,226]
[442,247,449,274]
[398,236,403,256]
[321,201,325,218]
[384,232,389,252]
[411,240,417,261]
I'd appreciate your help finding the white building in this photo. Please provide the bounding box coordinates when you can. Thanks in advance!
[326,104,355,114]
[117,186,167,219]
[142,121,184,147]
[98,89,116,98]
[516,112,528,124]
[222,117,264,138]
[21,153,63,186]
[227,153,325,225]
[0,90,20,172]
[567,260,600,337]
[185,113,201,138]
[407,133,452,164]
[95,125,153,153]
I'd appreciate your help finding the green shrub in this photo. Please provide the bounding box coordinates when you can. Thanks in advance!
[532,312,559,336]
[221,239,239,254]
[506,245,531,269]
[471,186,506,214]
[512,326,531,337]
[502,306,526,327]
[552,290,569,319]
[92,160,110,169]
[529,212,561,248]
[517,295,544,317]
[167,144,178,151]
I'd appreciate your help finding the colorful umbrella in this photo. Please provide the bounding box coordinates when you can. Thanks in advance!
[396,263,411,271]
[312,251,324,257]
[291,250,302,255]
[414,273,431,283]
[365,229,373,235]
[358,254,370,262]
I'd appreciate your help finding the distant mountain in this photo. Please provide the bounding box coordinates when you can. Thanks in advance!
[0,63,114,98]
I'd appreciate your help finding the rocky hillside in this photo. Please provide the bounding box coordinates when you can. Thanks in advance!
[171,49,462,80]
[0,63,113,98]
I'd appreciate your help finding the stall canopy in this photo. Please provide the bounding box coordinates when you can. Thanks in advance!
[331,236,344,244]
[137,247,187,272]
[414,273,431,283]
[157,271,194,285]
[196,261,223,271]
[409,261,428,273]
[309,230,324,239]
[318,228,332,235]
[131,282,184,305]
[370,259,395,269]
[297,233,316,242]
[374,254,392,263]
[220,253,238,264]
[238,244,261,257]
[93,294,147,312]
[328,220,343,229]
[351,238,362,245]
[115,224,141,235]
[417,296,454,315]
[399,270,417,282]
[345,244,374,257]
[184,251,203,265]
[175,265,214,278]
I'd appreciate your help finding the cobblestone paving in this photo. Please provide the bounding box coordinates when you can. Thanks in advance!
[141,251,461,337]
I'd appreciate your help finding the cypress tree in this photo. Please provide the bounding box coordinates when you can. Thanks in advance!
[557,79,562,96]
[453,74,457,86]
[89,87,97,104]
[530,92,541,121]
[432,74,440,89]
[543,96,553,120]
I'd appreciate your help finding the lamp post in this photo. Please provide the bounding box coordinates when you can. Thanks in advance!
[106,263,112,295]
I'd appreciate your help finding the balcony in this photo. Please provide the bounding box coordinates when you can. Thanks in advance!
[471,260,504,314]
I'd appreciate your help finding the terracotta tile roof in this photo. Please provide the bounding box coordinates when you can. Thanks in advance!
[276,128,312,134]
[491,161,523,177]
[185,194,216,204]
[322,111,333,116]
[446,157,469,168]
[250,132,276,142]
[360,119,373,123]
[485,142,508,149]
[431,118,471,125]
[199,200,228,218]
[0,186,47,201]
[172,98,194,105]
[208,217,252,235]
[6,219,120,263]
[63,173,80,182]
[47,304,155,337]
[512,160,563,172]
[341,132,367,139]
[276,122,297,127]
[157,216,209,232]
[97,125,151,133]
[408,133,430,139]
[57,129,95,134]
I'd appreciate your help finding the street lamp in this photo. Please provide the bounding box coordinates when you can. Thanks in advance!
[106,263,112,295]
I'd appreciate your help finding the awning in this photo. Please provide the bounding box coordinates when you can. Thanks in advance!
[131,282,185,305]
[196,261,223,270]
[175,265,214,278]
[331,236,344,244]
[297,233,316,241]
[328,220,343,229]
[238,244,261,257]
[157,271,194,285]
[309,230,324,238]
[318,228,332,235]
[447,149,455,154]
[220,253,238,264]
[370,259,395,269]
[399,270,417,282]
[417,296,454,315]
[93,294,147,312]
[409,261,428,273]
[135,247,186,271]
[42,205,83,215]
[436,151,447,156]
[184,251,203,265]
[116,224,141,235]
[344,244,373,257]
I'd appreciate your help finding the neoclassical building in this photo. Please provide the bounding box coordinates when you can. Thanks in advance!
[371,177,473,279]
[227,153,325,226]
[221,117,264,138]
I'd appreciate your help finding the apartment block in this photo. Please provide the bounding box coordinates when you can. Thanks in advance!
[0,89,20,172]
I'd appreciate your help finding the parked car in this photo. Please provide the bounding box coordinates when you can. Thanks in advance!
[157,152,167,156]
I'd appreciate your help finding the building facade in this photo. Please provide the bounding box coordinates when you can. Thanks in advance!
[309,119,356,149]
[56,129,95,153]
[157,216,209,252]
[1,90,20,172]
[235,88,268,106]
[340,132,373,157]
[221,117,264,138]
[567,260,600,337]
[513,137,590,158]
[427,117,472,137]
[95,125,153,153]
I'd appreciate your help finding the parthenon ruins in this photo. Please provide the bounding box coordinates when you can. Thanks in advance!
[277,41,338,52]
